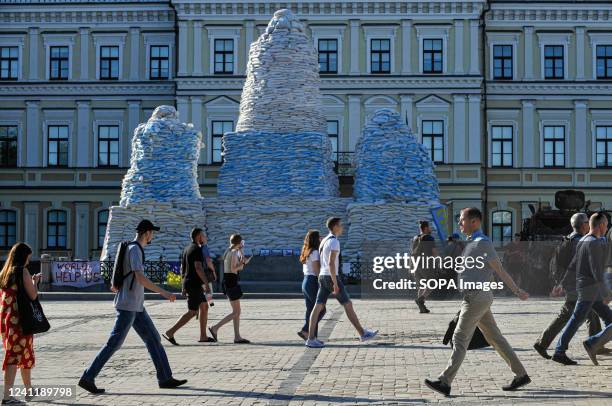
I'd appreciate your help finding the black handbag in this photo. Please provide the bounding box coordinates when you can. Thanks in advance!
[15,267,50,335]
[442,311,490,350]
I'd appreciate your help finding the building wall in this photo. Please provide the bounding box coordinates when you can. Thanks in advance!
[0,0,611,259]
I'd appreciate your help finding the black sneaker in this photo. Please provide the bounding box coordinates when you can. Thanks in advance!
[533,342,551,359]
[78,377,105,394]
[424,378,451,397]
[159,377,188,389]
[552,352,577,365]
[415,299,430,314]
[502,374,531,391]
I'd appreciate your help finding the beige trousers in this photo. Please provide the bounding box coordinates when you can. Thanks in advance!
[439,290,527,386]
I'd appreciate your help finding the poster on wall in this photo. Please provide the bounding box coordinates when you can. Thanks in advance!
[52,261,104,288]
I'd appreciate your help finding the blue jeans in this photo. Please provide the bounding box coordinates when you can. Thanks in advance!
[586,323,612,349]
[555,300,612,355]
[82,308,173,383]
[302,275,326,335]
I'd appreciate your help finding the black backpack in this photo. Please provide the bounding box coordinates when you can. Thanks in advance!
[111,241,145,291]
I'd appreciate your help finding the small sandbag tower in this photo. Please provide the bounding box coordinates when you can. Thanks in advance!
[344,109,441,260]
[101,106,204,261]
[205,9,348,255]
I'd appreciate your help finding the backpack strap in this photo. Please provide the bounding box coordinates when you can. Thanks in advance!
[126,241,145,290]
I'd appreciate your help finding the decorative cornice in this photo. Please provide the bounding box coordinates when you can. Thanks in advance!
[0,82,176,97]
[176,76,483,92]
[487,7,612,25]
[488,82,612,96]
[171,1,485,19]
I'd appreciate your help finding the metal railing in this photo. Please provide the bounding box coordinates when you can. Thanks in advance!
[333,151,355,176]
[99,260,178,285]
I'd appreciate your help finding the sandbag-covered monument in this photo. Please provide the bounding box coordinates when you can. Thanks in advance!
[102,9,441,267]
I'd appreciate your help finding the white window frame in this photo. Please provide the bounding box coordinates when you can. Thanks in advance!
[311,26,346,74]
[0,35,25,81]
[143,33,174,80]
[590,111,612,168]
[0,205,20,248]
[588,33,612,80]
[43,205,70,250]
[538,115,570,169]
[94,207,110,249]
[418,117,447,164]
[206,27,241,75]
[487,120,518,169]
[537,33,570,80]
[42,110,73,167]
[208,118,234,165]
[322,95,346,153]
[93,116,123,168]
[92,33,126,80]
[0,109,24,167]
[416,26,450,75]
[363,26,398,74]
[43,34,75,81]
[489,206,516,247]
[487,33,519,81]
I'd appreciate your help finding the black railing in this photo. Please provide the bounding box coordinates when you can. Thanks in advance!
[333,151,355,176]
[100,260,176,285]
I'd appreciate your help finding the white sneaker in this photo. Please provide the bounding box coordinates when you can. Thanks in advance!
[305,338,325,348]
[360,328,379,342]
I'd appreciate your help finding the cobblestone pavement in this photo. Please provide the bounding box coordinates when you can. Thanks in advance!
[24,297,612,405]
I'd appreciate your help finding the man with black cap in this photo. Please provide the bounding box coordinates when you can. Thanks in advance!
[79,219,187,394]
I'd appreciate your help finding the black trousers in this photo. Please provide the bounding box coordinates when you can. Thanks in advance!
[536,297,602,349]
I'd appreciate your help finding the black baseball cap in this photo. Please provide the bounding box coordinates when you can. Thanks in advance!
[136,219,160,232]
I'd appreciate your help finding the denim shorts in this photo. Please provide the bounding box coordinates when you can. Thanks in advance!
[316,275,350,305]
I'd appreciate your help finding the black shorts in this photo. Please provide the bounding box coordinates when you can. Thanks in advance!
[223,273,243,302]
[185,287,206,311]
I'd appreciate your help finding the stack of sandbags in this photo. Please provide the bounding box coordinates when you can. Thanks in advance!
[101,105,206,261]
[353,108,439,203]
[204,196,350,257]
[217,9,338,198]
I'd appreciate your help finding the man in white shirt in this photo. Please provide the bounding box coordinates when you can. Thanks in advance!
[305,217,378,348]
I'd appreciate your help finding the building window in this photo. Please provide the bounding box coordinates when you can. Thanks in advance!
[596,126,612,168]
[493,45,512,80]
[0,47,18,80]
[423,39,443,74]
[47,125,69,167]
[596,45,612,79]
[98,125,119,167]
[150,45,169,79]
[491,126,513,167]
[318,39,338,74]
[370,39,391,74]
[327,120,339,162]
[97,210,109,249]
[100,46,119,80]
[47,210,67,249]
[543,126,565,168]
[211,120,233,164]
[421,120,444,163]
[0,126,18,167]
[492,210,512,246]
[0,210,16,250]
[544,45,564,79]
[49,46,69,80]
[214,39,234,74]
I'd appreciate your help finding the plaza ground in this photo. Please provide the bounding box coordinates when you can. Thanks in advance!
[24,298,612,405]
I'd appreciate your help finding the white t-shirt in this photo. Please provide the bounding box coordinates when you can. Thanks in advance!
[319,234,340,276]
[302,250,320,276]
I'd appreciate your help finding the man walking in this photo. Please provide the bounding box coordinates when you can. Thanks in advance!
[533,213,602,359]
[425,208,530,397]
[79,220,187,394]
[164,228,213,344]
[412,221,437,313]
[305,217,378,348]
[553,212,612,365]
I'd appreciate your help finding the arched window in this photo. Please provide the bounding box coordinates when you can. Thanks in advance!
[492,210,512,245]
[47,210,67,249]
[97,210,109,249]
[0,210,16,249]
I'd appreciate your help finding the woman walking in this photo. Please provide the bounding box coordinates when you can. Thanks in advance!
[297,230,326,340]
[0,243,40,404]
[208,234,252,344]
